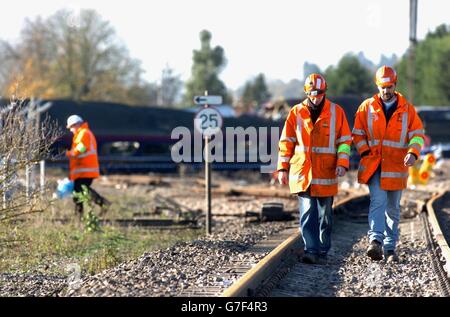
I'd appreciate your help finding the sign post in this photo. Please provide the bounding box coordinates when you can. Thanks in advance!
[193,92,223,234]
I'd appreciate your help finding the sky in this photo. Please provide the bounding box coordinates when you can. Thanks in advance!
[0,0,448,90]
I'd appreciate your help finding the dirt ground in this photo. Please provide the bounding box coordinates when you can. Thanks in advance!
[2,159,448,278]
[45,159,450,220]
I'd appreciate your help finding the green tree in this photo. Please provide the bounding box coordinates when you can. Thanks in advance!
[303,62,321,81]
[396,24,450,105]
[324,53,374,97]
[242,73,271,106]
[184,30,230,105]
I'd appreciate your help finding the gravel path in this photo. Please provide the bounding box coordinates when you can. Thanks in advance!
[1,164,448,297]
[270,195,441,297]
[0,273,66,297]
[62,221,292,297]
[0,219,294,297]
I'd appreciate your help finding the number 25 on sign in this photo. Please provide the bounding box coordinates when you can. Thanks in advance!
[194,107,223,137]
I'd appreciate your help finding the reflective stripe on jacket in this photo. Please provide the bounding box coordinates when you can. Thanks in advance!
[68,122,100,180]
[277,98,352,197]
[352,92,424,190]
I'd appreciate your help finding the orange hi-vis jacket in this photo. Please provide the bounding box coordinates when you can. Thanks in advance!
[277,99,352,196]
[352,92,424,190]
[67,122,100,181]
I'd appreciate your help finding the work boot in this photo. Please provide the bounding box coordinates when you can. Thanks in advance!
[367,240,383,261]
[302,253,318,264]
[385,250,399,263]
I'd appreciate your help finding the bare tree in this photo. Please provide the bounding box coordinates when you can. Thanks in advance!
[0,9,155,106]
[0,97,62,224]
[159,65,182,107]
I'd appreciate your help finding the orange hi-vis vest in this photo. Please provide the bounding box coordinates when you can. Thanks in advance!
[352,92,425,190]
[68,122,100,181]
[277,99,352,196]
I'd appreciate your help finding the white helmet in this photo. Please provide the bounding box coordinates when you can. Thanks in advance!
[66,115,84,128]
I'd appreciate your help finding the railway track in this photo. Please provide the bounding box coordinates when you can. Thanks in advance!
[2,182,449,297]
[221,188,450,297]
[177,190,355,297]
[424,190,450,295]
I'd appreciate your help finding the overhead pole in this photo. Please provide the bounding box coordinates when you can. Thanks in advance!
[408,0,418,104]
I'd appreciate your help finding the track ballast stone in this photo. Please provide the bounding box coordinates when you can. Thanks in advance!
[62,220,291,297]
[270,194,441,297]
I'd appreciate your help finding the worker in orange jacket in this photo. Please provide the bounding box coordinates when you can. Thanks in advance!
[352,66,424,263]
[66,115,110,218]
[277,74,352,264]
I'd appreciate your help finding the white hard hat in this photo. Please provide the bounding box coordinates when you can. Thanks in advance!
[66,115,83,128]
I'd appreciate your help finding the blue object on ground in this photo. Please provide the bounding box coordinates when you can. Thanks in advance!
[56,178,74,199]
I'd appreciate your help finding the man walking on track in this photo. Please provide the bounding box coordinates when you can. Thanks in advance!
[277,74,352,264]
[352,66,425,263]
[66,114,111,218]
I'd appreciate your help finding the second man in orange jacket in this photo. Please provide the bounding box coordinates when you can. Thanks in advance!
[352,66,424,263]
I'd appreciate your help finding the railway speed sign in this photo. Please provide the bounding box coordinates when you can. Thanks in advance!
[194,107,223,137]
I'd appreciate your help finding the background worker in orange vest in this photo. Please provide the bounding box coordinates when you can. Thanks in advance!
[66,115,110,218]
[277,74,352,264]
[352,66,424,263]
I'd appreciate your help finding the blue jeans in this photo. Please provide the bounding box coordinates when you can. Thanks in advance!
[367,168,402,252]
[298,192,333,256]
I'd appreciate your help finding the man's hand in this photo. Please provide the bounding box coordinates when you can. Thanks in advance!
[404,153,417,166]
[335,166,346,177]
[278,171,288,185]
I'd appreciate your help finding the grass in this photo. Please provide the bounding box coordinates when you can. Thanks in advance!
[0,172,204,277]
[0,221,202,276]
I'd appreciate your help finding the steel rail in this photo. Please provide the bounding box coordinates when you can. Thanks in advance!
[221,189,368,297]
[425,190,450,277]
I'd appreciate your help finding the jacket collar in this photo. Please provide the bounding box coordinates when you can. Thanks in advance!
[299,98,331,119]
[74,122,89,137]
[78,122,89,131]
[372,92,408,112]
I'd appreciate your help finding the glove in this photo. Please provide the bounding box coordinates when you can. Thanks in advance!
[404,153,417,166]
